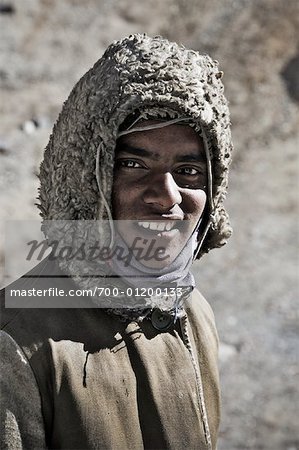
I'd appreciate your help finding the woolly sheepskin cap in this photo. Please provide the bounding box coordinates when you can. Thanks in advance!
[38,33,233,259]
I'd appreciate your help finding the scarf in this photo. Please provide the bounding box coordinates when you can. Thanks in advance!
[101,229,198,323]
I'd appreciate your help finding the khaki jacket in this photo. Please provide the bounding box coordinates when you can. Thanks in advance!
[1,267,220,450]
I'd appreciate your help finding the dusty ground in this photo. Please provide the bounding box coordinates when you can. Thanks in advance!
[0,0,298,448]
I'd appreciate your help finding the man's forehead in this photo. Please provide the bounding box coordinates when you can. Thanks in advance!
[116,123,205,161]
[116,142,206,164]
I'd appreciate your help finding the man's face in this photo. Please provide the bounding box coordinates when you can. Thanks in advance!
[112,121,207,268]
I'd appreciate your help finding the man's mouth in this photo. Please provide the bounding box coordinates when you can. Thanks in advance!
[137,221,176,232]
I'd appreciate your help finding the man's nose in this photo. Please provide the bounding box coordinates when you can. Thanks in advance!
[142,172,182,209]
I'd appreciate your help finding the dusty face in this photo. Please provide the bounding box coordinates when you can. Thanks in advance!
[112,122,207,268]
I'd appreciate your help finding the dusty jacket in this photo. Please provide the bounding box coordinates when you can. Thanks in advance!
[1,258,220,450]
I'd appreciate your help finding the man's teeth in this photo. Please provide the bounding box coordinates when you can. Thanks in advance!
[137,222,174,232]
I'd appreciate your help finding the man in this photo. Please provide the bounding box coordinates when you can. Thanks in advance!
[0,34,232,449]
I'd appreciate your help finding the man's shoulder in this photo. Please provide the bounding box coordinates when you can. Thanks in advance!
[188,288,216,323]
[0,266,122,366]
[0,257,69,329]
[0,258,104,356]
[185,288,219,349]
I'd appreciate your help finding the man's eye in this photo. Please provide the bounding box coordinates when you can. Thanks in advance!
[176,167,199,176]
[117,160,143,168]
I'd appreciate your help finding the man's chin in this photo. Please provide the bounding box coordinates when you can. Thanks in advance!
[131,251,175,270]
[122,237,185,269]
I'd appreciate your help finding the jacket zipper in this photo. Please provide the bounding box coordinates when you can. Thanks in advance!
[180,315,212,450]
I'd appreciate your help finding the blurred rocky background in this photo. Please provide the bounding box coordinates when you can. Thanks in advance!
[0,0,298,448]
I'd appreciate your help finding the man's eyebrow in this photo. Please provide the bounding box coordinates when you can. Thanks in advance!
[176,153,206,163]
[115,143,153,158]
[115,143,206,162]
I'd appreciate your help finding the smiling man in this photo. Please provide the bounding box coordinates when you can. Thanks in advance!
[1,34,233,450]
[113,121,208,269]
